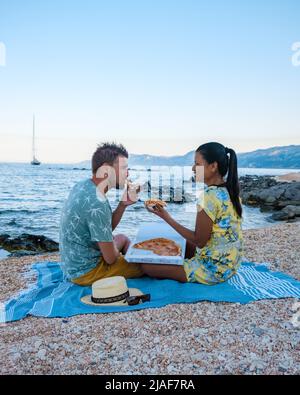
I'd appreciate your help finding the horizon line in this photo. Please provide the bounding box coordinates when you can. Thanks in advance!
[1,143,299,165]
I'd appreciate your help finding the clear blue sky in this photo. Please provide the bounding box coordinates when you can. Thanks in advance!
[0,0,299,163]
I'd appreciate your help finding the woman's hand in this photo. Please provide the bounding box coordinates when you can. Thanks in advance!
[146,204,171,222]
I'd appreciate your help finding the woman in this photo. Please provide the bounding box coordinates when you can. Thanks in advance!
[141,142,244,285]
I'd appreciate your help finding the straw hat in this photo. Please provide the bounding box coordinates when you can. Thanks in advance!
[80,276,145,307]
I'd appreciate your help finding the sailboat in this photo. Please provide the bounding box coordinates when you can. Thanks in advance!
[31,115,41,166]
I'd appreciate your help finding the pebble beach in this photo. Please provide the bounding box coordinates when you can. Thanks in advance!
[0,222,300,375]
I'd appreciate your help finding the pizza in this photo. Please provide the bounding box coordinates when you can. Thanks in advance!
[145,199,167,209]
[133,237,181,256]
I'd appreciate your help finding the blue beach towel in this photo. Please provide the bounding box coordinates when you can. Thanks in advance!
[2,261,300,322]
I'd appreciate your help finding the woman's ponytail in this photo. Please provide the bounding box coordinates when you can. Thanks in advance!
[225,147,242,218]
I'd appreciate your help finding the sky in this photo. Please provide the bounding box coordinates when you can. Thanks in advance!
[0,0,299,163]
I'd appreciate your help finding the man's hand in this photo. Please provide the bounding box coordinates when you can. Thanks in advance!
[113,234,131,255]
[97,241,120,265]
[112,185,140,230]
[120,184,140,207]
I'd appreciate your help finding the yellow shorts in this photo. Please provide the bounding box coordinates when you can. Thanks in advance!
[71,254,144,286]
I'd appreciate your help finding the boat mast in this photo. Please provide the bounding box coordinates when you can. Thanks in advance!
[32,114,35,161]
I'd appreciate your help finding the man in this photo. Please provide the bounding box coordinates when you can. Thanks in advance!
[59,142,144,286]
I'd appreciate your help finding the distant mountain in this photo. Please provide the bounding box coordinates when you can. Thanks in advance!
[76,151,194,168]
[237,145,300,169]
[77,145,300,169]
[128,151,195,167]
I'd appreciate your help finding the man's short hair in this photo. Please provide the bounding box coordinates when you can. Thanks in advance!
[92,142,128,173]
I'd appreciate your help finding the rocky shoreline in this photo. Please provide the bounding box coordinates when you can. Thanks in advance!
[239,174,300,221]
[145,173,300,221]
[0,234,58,258]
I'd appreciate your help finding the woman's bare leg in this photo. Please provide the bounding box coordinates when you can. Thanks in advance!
[140,264,187,283]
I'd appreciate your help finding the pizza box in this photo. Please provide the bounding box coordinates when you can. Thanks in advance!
[125,221,186,265]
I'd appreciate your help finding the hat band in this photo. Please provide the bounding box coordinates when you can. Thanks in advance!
[91,290,130,304]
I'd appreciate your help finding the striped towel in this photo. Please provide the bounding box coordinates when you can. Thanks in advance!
[2,261,300,322]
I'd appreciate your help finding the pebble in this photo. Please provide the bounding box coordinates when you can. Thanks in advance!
[11,352,21,361]
[278,359,293,372]
[167,365,175,373]
[220,339,228,346]
[34,340,42,349]
[249,359,267,372]
[142,355,149,363]
[253,327,265,336]
[191,352,205,362]
[191,328,207,336]
[37,349,47,360]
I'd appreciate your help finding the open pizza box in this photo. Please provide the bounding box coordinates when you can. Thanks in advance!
[125,221,186,265]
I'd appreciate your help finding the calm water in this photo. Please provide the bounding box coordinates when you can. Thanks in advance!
[0,163,297,243]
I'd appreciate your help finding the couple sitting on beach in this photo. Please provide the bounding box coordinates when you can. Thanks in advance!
[59,141,244,286]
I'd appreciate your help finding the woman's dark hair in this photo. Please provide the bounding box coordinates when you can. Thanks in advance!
[196,142,242,218]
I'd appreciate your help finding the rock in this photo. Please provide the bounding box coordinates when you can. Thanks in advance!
[239,175,279,193]
[290,334,300,348]
[167,365,175,373]
[191,328,207,336]
[49,344,59,351]
[282,205,300,218]
[252,327,265,337]
[264,195,277,204]
[0,233,59,254]
[142,355,149,363]
[278,360,292,372]
[0,248,10,259]
[191,352,206,362]
[11,352,22,361]
[0,234,10,244]
[9,250,41,257]
[249,359,267,372]
[220,339,228,346]
[37,349,47,360]
[271,205,300,221]
[34,340,42,349]
[271,211,289,221]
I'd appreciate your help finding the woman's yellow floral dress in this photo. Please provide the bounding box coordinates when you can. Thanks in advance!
[183,185,244,285]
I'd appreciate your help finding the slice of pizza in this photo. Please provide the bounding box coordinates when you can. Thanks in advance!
[144,199,167,209]
[133,237,181,256]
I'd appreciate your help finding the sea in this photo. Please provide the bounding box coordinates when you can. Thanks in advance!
[0,163,298,252]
